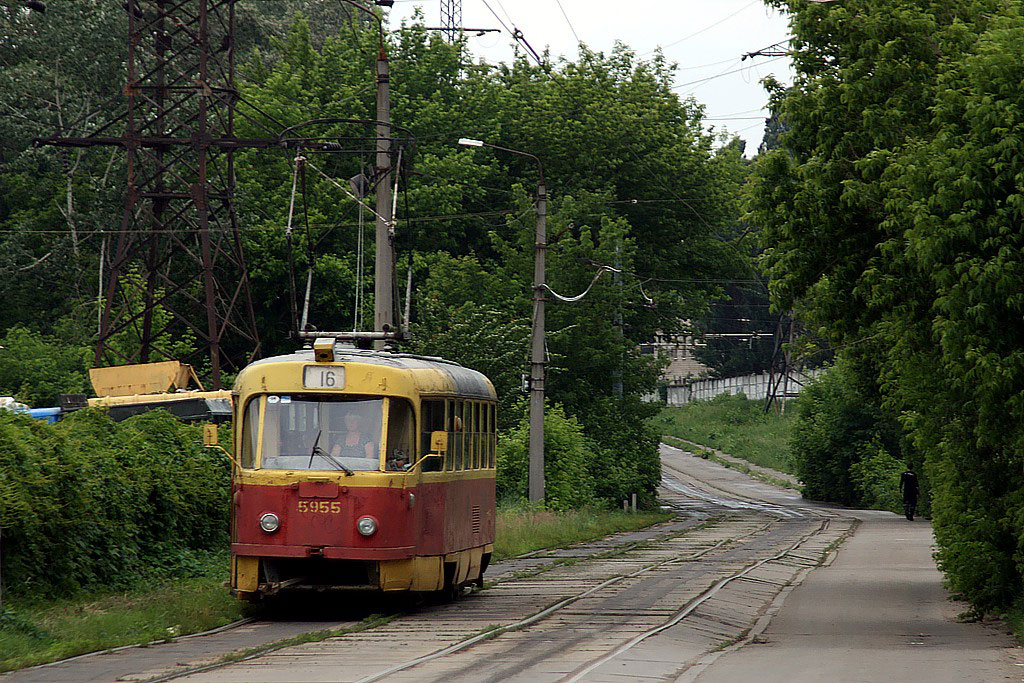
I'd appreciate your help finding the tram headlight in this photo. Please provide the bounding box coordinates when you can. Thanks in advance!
[259,512,280,533]
[356,516,378,537]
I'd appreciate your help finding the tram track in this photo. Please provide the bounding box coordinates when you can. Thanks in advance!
[163,446,854,683]
[162,515,781,682]
[560,518,832,682]
[353,520,778,683]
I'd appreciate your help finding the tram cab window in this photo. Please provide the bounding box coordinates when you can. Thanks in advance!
[386,399,415,471]
[258,396,383,471]
[420,400,445,472]
[240,398,260,468]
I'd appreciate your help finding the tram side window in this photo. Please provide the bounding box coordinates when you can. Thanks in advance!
[484,403,492,469]
[456,400,467,470]
[462,401,472,470]
[420,399,445,472]
[462,402,470,470]
[241,398,260,468]
[386,399,414,471]
[490,403,497,468]
[446,399,458,471]
[472,402,481,469]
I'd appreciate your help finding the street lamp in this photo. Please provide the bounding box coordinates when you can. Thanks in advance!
[458,138,547,504]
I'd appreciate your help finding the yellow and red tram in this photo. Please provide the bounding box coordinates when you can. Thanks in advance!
[228,339,497,600]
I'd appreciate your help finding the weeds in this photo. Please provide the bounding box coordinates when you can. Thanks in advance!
[654,395,797,475]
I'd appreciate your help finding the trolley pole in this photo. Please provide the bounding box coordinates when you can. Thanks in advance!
[458,138,546,502]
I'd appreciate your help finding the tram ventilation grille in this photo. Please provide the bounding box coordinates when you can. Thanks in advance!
[471,505,481,535]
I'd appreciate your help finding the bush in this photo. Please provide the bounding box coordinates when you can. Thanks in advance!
[0,409,230,598]
[0,327,91,407]
[578,396,661,509]
[849,439,904,512]
[791,356,906,506]
[497,404,597,510]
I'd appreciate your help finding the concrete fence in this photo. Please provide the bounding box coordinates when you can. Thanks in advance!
[660,368,827,406]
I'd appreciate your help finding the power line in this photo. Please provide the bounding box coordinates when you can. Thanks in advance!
[642,0,761,56]
[479,0,512,35]
[672,55,787,91]
[554,0,581,47]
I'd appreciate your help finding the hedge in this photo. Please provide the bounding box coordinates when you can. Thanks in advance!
[0,409,231,598]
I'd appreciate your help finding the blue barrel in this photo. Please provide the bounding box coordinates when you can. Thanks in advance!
[27,407,62,424]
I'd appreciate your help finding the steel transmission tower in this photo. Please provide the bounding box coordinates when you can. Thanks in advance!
[38,0,273,388]
[440,0,462,42]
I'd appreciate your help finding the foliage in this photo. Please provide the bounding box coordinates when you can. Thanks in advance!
[0,409,231,598]
[752,0,1024,610]
[497,404,597,511]
[1,9,751,511]
[789,358,904,507]
[848,440,904,513]
[0,326,91,406]
[656,393,796,475]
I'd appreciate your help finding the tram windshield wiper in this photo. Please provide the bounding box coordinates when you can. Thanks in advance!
[308,429,322,469]
[308,430,354,475]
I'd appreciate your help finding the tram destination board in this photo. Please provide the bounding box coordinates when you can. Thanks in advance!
[303,366,345,389]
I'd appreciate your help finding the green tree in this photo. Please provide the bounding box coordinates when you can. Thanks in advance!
[0,327,91,406]
[751,0,1024,611]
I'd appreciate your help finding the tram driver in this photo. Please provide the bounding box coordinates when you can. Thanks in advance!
[329,412,377,462]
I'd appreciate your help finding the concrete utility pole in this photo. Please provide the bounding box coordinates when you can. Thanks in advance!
[374,46,394,345]
[529,176,547,502]
[339,0,397,346]
[458,138,547,502]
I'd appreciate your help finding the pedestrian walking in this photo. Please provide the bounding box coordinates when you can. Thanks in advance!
[900,463,919,521]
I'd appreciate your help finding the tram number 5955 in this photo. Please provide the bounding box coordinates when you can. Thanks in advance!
[298,500,341,513]
[304,366,345,389]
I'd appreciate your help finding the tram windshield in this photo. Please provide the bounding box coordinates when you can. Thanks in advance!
[255,395,384,471]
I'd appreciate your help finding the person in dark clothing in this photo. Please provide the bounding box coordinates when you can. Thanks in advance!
[899,464,919,521]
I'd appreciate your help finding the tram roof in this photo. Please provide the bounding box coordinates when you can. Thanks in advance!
[244,347,497,400]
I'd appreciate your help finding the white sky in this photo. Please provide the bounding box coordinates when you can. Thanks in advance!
[386,0,793,154]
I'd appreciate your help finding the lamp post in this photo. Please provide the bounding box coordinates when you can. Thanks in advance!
[458,138,546,503]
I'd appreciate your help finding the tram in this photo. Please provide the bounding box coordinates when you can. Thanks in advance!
[223,338,497,600]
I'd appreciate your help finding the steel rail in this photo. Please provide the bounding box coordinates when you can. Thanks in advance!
[133,452,826,683]
[352,453,838,682]
[561,518,833,682]
[11,617,258,674]
[353,518,778,683]
[660,454,836,522]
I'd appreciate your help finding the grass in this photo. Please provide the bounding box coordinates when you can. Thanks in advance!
[653,394,798,476]
[0,507,671,672]
[0,552,249,673]
[493,505,673,561]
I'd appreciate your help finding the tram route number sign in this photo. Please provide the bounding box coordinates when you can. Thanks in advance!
[304,366,345,389]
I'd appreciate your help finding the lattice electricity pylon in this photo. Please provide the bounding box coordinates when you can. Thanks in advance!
[37,0,280,388]
[440,0,462,43]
